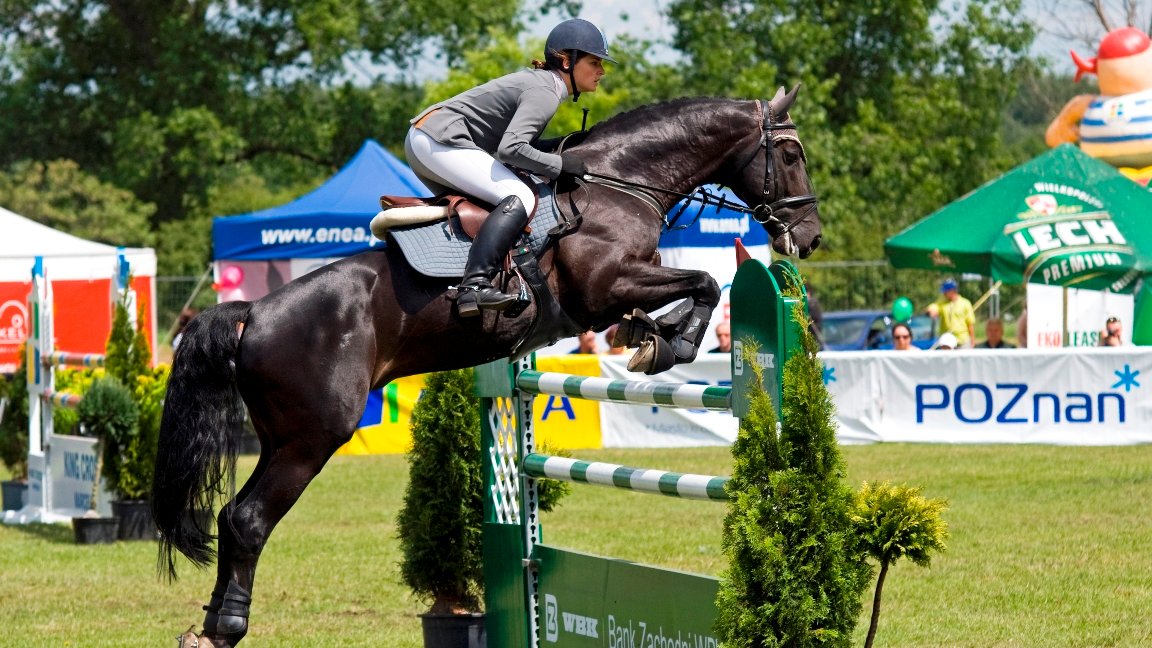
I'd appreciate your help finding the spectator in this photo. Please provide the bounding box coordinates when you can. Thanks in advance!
[891,322,919,351]
[172,307,198,351]
[1099,316,1124,346]
[603,324,625,355]
[976,318,1016,349]
[932,278,975,348]
[570,330,599,354]
[935,332,958,350]
[709,321,732,353]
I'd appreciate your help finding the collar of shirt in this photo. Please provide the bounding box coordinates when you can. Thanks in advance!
[549,70,569,100]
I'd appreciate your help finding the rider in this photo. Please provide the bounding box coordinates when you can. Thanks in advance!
[404,18,614,317]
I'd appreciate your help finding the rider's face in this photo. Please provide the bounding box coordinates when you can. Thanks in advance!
[568,55,605,94]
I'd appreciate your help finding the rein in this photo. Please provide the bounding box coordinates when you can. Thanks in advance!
[577,99,819,240]
[579,173,734,231]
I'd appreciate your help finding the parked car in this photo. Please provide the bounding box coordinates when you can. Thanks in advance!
[820,310,936,350]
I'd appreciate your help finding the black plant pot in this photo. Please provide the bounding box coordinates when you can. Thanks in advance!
[420,612,485,648]
[112,499,157,541]
[1,479,27,511]
[72,516,119,544]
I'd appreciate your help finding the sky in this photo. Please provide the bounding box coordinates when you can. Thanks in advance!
[372,0,1138,84]
[527,0,677,57]
[525,0,1131,70]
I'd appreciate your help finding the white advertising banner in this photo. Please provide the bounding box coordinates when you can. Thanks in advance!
[821,347,1152,445]
[576,347,1151,448]
[47,434,113,517]
[598,354,738,447]
[1026,283,1133,348]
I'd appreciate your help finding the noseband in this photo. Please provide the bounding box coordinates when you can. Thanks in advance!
[741,99,819,244]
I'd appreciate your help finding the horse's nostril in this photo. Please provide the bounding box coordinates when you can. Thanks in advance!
[798,235,821,259]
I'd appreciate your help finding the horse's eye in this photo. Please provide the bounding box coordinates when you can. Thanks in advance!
[782,148,801,165]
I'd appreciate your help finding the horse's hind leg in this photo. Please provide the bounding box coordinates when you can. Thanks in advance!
[198,416,352,647]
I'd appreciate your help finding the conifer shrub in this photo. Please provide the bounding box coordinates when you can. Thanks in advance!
[104,291,150,387]
[96,291,158,501]
[397,368,486,614]
[715,308,872,647]
[397,367,570,614]
[0,351,29,480]
[77,376,139,506]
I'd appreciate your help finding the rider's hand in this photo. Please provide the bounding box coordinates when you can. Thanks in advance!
[560,153,587,179]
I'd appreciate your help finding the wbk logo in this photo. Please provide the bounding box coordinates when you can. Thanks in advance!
[545,594,558,642]
[543,593,600,642]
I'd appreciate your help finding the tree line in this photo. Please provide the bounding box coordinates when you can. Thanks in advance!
[0,0,1115,278]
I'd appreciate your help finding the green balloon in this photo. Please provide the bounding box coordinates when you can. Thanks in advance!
[892,296,914,322]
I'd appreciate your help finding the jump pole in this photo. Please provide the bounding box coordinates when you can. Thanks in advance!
[8,255,132,524]
[477,258,808,647]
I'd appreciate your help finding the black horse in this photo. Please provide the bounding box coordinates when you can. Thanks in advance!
[154,86,821,647]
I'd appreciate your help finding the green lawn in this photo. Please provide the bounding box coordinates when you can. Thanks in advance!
[3,444,1151,647]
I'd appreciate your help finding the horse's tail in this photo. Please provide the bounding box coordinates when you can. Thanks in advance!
[152,300,253,581]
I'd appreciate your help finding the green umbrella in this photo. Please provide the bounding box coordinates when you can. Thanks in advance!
[885,145,1150,295]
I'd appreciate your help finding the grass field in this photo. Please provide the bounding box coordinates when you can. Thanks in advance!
[3,443,1152,647]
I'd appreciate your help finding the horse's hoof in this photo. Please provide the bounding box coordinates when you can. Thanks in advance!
[177,629,219,648]
[616,309,657,347]
[627,340,655,373]
[627,335,676,375]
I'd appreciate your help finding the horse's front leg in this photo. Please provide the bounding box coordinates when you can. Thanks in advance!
[594,262,720,374]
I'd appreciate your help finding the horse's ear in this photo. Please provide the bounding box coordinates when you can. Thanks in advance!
[770,84,801,117]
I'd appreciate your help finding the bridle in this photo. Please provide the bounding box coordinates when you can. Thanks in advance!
[734,99,819,250]
[577,99,819,251]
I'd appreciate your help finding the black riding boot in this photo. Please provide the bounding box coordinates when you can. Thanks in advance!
[457,195,529,318]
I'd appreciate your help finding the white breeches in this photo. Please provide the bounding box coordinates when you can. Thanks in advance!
[404,128,537,211]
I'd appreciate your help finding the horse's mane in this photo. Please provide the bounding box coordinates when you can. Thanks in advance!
[580,96,740,144]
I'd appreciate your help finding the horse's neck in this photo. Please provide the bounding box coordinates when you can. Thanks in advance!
[579,99,756,208]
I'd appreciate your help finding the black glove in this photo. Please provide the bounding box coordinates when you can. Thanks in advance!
[560,153,587,179]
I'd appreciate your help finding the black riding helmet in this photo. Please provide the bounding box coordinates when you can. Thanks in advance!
[544,19,615,102]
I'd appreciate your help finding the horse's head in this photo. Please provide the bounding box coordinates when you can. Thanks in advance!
[724,86,822,258]
[572,91,822,257]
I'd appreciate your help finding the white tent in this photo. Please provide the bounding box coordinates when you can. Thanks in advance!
[0,206,155,279]
[0,206,157,373]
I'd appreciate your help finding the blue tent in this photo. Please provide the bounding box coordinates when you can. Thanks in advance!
[213,139,432,260]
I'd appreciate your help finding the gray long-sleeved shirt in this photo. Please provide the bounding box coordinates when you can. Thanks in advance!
[411,68,568,179]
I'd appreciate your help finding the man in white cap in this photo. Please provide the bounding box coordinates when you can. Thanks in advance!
[935,332,958,350]
[932,278,975,348]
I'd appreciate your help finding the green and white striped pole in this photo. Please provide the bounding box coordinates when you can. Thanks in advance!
[516,369,731,410]
[522,453,729,500]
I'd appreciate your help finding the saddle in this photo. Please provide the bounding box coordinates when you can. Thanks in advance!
[373,183,584,358]
[374,194,514,240]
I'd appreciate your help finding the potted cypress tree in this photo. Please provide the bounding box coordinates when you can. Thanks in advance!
[101,290,158,540]
[0,355,30,511]
[398,368,568,648]
[398,368,487,647]
[73,377,138,544]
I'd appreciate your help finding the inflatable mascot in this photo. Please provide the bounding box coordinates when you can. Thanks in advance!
[1046,26,1152,184]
